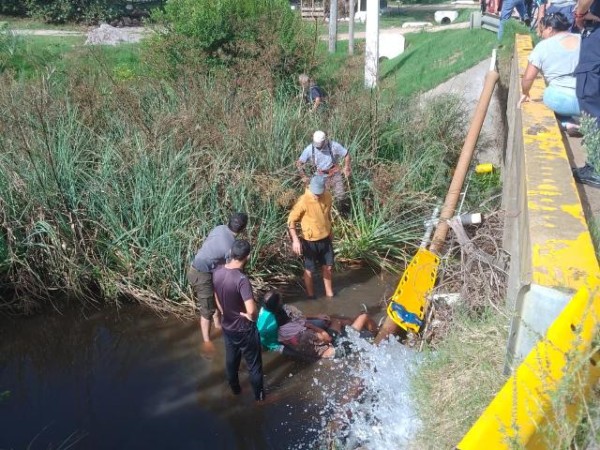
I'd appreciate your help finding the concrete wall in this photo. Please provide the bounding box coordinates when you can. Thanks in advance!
[457,34,600,450]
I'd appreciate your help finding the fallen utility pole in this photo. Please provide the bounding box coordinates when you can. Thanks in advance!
[374,52,499,344]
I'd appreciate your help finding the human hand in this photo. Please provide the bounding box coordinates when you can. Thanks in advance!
[344,166,351,177]
[317,314,330,322]
[292,239,302,255]
[518,93,530,108]
[240,311,255,322]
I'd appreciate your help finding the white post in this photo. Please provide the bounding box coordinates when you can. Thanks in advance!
[364,0,379,88]
[348,0,355,55]
[328,0,338,53]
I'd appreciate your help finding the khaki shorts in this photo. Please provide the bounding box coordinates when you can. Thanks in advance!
[187,267,215,319]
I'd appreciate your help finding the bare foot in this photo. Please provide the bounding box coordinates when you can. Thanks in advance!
[201,341,216,359]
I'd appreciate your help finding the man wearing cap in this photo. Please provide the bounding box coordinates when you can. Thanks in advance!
[287,175,335,299]
[188,212,248,354]
[296,131,351,203]
[213,239,264,401]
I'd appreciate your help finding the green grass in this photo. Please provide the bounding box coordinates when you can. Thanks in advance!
[0,15,88,30]
[0,34,84,77]
[412,306,510,448]
[316,9,472,35]
[381,29,497,97]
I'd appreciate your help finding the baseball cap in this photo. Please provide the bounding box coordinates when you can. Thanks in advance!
[309,175,326,195]
[313,130,326,146]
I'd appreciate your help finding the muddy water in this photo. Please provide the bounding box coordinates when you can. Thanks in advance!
[0,269,400,450]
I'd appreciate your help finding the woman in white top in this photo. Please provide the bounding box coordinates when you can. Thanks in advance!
[520,12,581,133]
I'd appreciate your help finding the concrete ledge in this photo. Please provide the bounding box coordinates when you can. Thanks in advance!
[459,34,600,449]
[503,34,600,362]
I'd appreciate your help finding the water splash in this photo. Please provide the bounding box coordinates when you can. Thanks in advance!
[295,331,421,450]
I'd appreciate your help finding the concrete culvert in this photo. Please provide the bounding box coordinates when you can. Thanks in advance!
[441,17,451,24]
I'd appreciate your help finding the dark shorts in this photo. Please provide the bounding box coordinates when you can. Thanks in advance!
[301,237,334,272]
[187,267,215,319]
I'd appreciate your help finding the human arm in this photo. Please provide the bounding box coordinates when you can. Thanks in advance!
[287,202,304,256]
[239,297,257,322]
[296,159,309,184]
[343,153,351,177]
[214,292,224,315]
[311,95,322,112]
[575,0,596,28]
[305,323,333,344]
[519,62,540,106]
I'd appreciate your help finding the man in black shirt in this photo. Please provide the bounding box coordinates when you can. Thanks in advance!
[213,240,264,401]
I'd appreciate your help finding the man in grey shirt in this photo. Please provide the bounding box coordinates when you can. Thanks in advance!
[296,130,351,203]
[188,212,248,354]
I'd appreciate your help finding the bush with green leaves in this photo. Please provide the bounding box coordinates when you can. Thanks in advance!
[151,0,314,80]
[582,115,600,172]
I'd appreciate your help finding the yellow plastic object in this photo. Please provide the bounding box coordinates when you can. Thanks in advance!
[386,248,440,333]
[475,163,494,174]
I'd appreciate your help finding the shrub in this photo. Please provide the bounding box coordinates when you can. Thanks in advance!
[582,115,600,171]
[151,0,315,81]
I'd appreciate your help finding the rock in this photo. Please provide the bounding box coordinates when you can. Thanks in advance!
[402,21,433,28]
[85,23,147,45]
[122,17,132,27]
[131,18,141,27]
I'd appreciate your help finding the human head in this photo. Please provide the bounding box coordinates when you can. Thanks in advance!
[263,290,282,312]
[298,73,310,88]
[230,239,251,262]
[309,175,326,196]
[540,12,570,36]
[228,212,248,234]
[312,130,327,149]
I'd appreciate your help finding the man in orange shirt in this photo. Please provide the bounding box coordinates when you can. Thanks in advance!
[287,175,335,299]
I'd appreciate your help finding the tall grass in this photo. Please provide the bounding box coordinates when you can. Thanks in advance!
[0,31,469,313]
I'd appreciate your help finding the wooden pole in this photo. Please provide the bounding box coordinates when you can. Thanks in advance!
[374,67,499,345]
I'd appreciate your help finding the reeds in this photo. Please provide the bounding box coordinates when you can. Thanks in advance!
[0,42,467,314]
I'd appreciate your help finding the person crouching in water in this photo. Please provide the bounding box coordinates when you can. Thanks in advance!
[259,289,379,359]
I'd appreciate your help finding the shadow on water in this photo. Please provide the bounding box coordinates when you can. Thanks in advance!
[0,268,400,450]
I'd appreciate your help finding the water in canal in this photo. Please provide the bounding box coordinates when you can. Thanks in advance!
[0,269,420,449]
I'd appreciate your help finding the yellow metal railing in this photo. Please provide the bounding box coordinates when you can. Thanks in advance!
[457,34,600,449]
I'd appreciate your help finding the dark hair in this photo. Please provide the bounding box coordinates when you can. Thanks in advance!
[230,239,251,260]
[540,12,570,31]
[262,290,290,327]
[228,212,248,234]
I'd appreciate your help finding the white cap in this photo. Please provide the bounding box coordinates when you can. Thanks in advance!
[313,130,326,146]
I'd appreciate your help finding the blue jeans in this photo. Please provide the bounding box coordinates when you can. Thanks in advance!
[575,25,600,126]
[497,0,527,40]
[543,85,580,117]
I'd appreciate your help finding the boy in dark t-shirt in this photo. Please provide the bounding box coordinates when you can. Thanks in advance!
[213,240,264,401]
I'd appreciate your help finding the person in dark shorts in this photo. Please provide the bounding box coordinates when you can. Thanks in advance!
[187,213,248,353]
[213,240,264,401]
[287,175,335,299]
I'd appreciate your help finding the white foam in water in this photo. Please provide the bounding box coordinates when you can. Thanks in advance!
[294,332,421,450]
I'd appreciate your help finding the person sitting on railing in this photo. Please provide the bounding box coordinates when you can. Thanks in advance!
[519,12,582,136]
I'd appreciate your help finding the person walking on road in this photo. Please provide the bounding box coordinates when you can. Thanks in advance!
[296,130,351,204]
[287,175,335,299]
[187,213,248,355]
[213,239,264,401]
